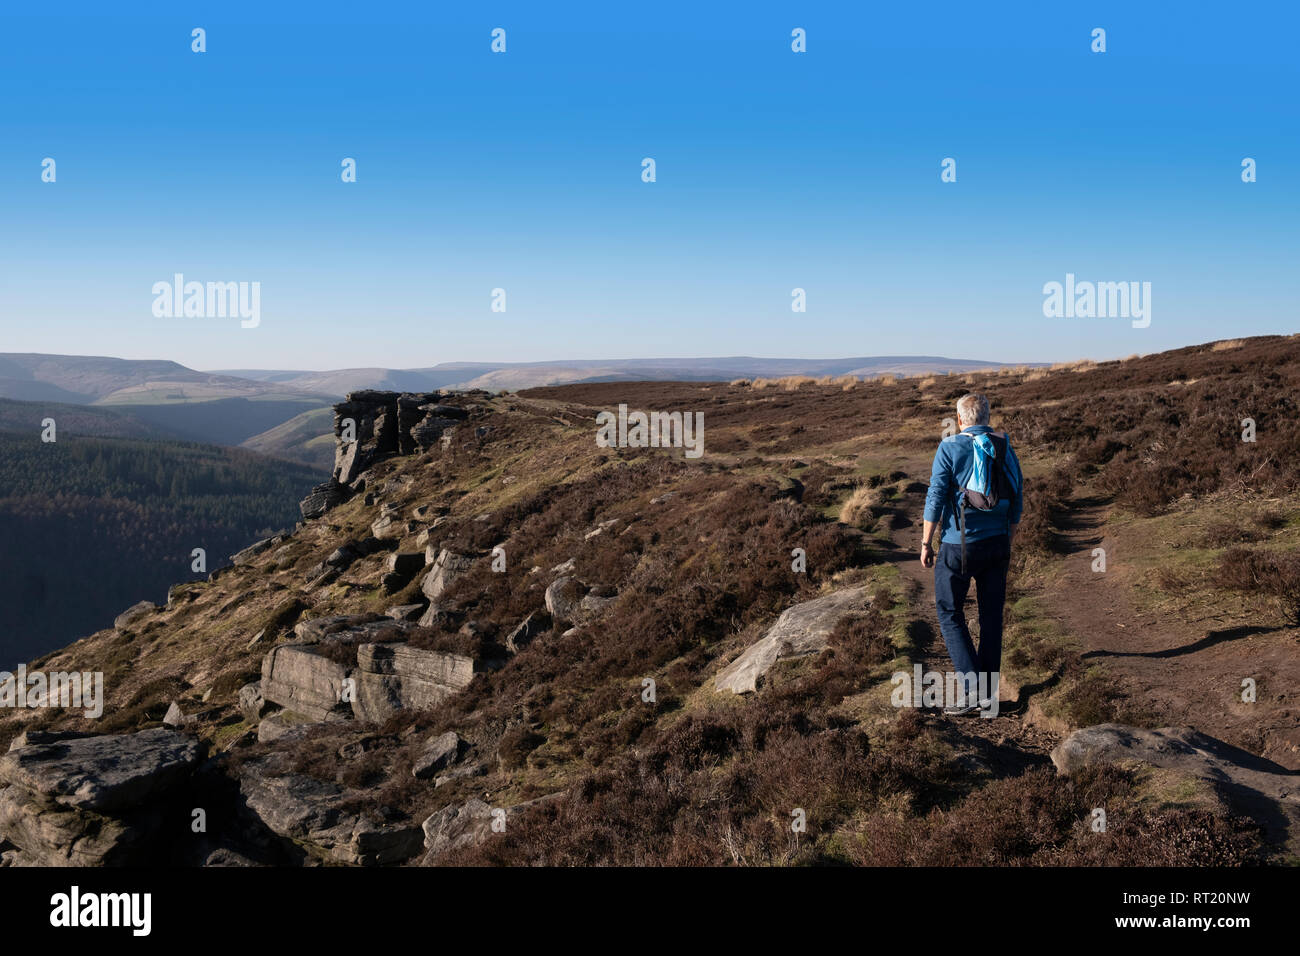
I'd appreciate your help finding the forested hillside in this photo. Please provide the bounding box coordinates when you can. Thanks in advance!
[0,432,320,668]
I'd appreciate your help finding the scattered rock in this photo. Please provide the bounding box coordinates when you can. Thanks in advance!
[584,519,620,540]
[1051,723,1300,851]
[304,561,338,586]
[326,545,360,569]
[231,535,282,566]
[715,586,873,694]
[385,604,425,622]
[239,681,270,721]
[162,701,195,727]
[419,792,563,863]
[370,514,400,539]
[300,479,348,519]
[418,549,476,625]
[505,611,551,654]
[434,763,488,788]
[412,732,463,779]
[113,600,155,631]
[545,577,615,627]
[256,711,320,744]
[386,551,426,576]
[237,757,424,866]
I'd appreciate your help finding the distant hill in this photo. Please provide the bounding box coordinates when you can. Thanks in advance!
[0,353,329,405]
[240,406,336,471]
[212,364,502,396]
[1,353,1035,458]
[211,355,1030,394]
[0,355,335,449]
[107,397,332,447]
[450,355,1023,391]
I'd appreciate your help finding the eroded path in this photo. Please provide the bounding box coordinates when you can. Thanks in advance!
[1035,490,1300,769]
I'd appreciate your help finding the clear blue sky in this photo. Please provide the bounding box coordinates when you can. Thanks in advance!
[1,1,1295,370]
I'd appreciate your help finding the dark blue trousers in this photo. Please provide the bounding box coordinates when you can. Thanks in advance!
[934,535,1010,697]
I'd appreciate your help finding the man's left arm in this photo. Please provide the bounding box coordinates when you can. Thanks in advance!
[1005,440,1025,545]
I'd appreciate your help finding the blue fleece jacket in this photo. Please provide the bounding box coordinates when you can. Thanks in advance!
[924,425,1024,544]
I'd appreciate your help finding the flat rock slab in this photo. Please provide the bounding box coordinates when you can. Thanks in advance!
[0,728,199,814]
[1052,723,1300,851]
[715,586,872,694]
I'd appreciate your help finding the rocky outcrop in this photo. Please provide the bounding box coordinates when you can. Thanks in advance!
[0,729,201,865]
[332,391,469,487]
[260,616,478,724]
[1052,723,1300,851]
[0,728,199,813]
[351,643,486,723]
[237,757,423,866]
[715,586,873,694]
[299,390,482,520]
[260,645,353,721]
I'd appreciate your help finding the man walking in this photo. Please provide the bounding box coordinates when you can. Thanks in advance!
[920,393,1023,716]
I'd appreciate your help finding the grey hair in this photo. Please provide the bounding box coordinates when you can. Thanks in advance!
[956,393,990,426]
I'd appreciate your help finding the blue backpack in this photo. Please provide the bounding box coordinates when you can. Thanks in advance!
[955,432,1020,572]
